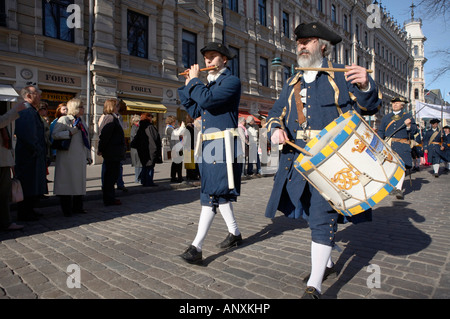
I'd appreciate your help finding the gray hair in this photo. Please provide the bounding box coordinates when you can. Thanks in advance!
[318,38,333,58]
[238,117,246,124]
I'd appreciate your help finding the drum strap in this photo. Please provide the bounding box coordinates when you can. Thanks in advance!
[293,81,306,125]
[428,131,440,146]
[385,119,396,133]
[326,61,342,116]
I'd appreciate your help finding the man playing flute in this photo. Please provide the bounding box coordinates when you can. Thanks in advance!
[178,42,243,264]
[265,22,382,298]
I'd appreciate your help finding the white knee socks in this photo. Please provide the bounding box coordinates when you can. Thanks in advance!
[433,164,440,174]
[191,203,240,252]
[218,202,240,236]
[307,241,333,293]
[192,206,216,251]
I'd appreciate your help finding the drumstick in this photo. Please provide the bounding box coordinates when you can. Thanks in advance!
[178,66,218,76]
[295,67,373,73]
[285,140,313,157]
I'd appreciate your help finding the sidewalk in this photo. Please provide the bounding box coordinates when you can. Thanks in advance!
[38,159,278,208]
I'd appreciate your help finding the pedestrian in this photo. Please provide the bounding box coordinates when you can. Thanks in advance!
[98,98,126,206]
[443,125,450,172]
[130,113,161,187]
[423,119,446,178]
[178,41,243,264]
[264,22,381,298]
[237,116,248,175]
[246,115,261,177]
[14,85,48,221]
[166,115,183,183]
[129,114,142,183]
[52,98,92,217]
[377,97,417,199]
[1,101,27,231]
[184,114,200,181]
[98,99,128,192]
[50,103,68,159]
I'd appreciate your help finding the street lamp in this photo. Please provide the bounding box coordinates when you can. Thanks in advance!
[271,57,283,98]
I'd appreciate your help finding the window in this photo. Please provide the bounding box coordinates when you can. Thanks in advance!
[413,45,419,56]
[260,57,268,87]
[282,12,289,38]
[331,5,336,23]
[229,0,238,12]
[415,88,419,100]
[182,30,197,68]
[258,0,266,27]
[414,68,419,78]
[0,0,6,27]
[343,15,348,32]
[355,24,359,41]
[127,10,148,58]
[42,0,74,42]
[228,46,240,78]
[318,0,323,13]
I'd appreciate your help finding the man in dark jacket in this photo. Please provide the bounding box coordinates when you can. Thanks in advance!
[178,42,243,264]
[15,85,47,221]
[377,97,417,199]
[264,22,381,298]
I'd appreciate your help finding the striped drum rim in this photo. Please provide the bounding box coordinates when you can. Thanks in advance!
[295,111,358,173]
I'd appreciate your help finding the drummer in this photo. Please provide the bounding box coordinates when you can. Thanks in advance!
[377,97,417,199]
[264,22,382,299]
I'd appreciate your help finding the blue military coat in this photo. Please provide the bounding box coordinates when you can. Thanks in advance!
[178,67,243,207]
[377,111,417,168]
[423,129,446,164]
[14,105,47,197]
[265,58,382,223]
[443,133,450,162]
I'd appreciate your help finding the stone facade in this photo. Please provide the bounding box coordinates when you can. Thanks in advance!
[0,0,415,161]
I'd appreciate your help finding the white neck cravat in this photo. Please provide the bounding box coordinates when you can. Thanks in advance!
[207,67,226,83]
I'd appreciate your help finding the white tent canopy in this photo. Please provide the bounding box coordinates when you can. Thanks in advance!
[416,101,450,120]
[0,84,19,102]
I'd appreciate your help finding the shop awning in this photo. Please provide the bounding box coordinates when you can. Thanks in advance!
[123,99,167,113]
[0,84,19,102]
[238,111,261,125]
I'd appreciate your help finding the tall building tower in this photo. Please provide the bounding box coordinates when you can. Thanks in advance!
[404,2,427,115]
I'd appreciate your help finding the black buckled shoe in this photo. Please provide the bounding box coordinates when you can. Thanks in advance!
[301,286,321,299]
[180,245,203,265]
[216,233,242,249]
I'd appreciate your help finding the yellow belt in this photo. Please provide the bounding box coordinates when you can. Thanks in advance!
[431,142,442,145]
[202,128,239,141]
[296,130,321,141]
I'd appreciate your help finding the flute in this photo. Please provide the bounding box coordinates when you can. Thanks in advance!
[178,66,218,76]
[295,67,373,73]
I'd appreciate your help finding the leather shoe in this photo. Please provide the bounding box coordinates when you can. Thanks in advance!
[216,233,242,249]
[301,286,321,299]
[6,223,25,231]
[180,245,203,265]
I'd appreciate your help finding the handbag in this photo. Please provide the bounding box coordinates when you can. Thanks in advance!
[11,178,24,203]
[52,138,71,150]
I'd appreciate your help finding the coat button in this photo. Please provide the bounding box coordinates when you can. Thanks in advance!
[285,167,289,170]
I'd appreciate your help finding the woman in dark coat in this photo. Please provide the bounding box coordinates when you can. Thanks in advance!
[98,98,126,205]
[131,113,162,186]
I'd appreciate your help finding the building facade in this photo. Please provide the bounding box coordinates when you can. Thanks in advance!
[0,0,414,163]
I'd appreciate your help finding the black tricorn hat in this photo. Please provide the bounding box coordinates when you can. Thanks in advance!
[200,42,235,60]
[443,125,450,130]
[294,22,342,45]
[430,118,440,124]
[391,97,408,103]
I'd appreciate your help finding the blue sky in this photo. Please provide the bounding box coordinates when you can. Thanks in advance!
[381,0,449,103]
